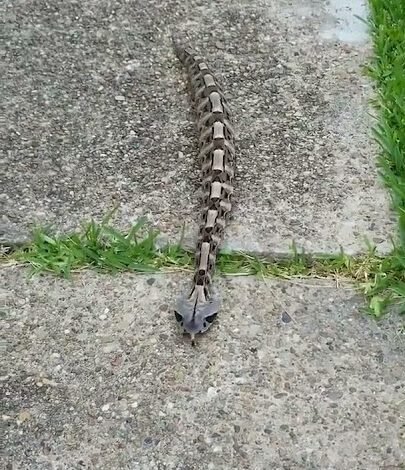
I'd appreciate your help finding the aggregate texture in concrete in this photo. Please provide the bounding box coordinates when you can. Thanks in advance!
[1,267,404,469]
[0,0,396,254]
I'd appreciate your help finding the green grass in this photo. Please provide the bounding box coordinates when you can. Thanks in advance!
[365,0,405,315]
[2,215,404,317]
[1,1,404,319]
[368,0,405,242]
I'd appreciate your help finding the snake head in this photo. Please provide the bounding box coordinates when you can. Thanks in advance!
[174,296,220,345]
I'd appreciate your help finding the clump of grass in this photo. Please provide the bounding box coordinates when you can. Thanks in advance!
[365,0,405,315]
[218,246,405,316]
[4,217,403,317]
[368,0,405,243]
[11,216,191,277]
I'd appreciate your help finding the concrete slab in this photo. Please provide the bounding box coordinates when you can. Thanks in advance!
[1,0,396,253]
[2,266,404,469]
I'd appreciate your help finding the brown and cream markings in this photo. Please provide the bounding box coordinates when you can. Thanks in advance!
[172,35,236,345]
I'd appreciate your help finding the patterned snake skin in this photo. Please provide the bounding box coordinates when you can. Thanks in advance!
[172,35,236,345]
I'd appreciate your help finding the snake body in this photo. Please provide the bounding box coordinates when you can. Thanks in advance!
[172,36,236,345]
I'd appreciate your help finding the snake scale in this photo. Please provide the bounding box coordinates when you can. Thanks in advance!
[172,35,236,345]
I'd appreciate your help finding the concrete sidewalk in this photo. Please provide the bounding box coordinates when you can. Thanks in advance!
[2,267,404,469]
[2,0,404,469]
[0,0,395,254]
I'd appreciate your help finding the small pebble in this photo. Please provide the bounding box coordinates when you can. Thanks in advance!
[101,404,110,412]
[114,95,125,101]
[125,62,140,72]
[17,411,31,423]
[281,311,292,323]
[143,437,154,448]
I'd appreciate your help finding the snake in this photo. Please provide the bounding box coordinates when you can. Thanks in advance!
[172,35,236,346]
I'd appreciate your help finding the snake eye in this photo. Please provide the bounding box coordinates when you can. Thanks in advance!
[205,312,218,324]
[174,311,183,323]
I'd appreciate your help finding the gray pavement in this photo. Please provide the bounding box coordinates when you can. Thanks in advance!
[0,0,395,253]
[2,267,404,469]
[2,1,404,469]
